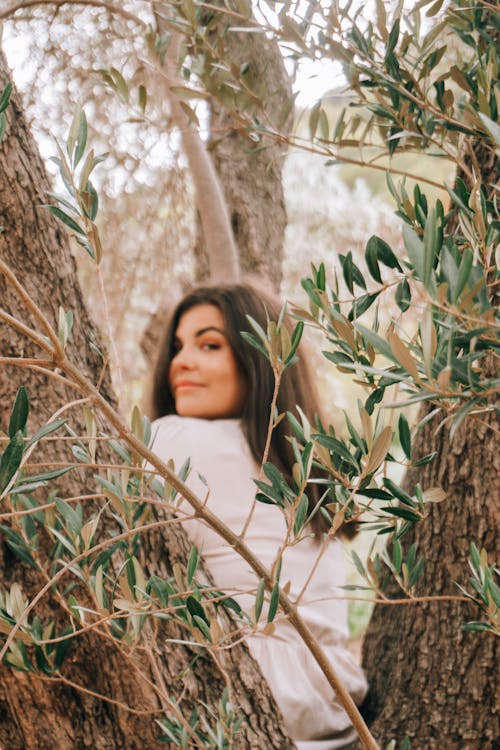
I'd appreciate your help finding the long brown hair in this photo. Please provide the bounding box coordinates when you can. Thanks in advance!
[150,282,345,538]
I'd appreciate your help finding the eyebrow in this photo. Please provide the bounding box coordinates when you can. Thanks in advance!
[174,326,227,342]
[195,326,226,338]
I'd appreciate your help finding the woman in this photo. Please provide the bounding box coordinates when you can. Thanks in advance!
[149,282,367,749]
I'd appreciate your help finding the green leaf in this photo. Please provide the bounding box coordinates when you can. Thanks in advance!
[351,549,366,577]
[372,235,402,272]
[9,387,29,438]
[356,488,392,500]
[7,541,40,570]
[386,18,400,56]
[148,576,170,607]
[192,614,212,641]
[412,452,437,467]
[478,112,500,150]
[0,83,12,113]
[408,557,425,587]
[267,581,280,623]
[55,498,83,535]
[286,321,304,364]
[345,414,365,453]
[27,419,66,449]
[45,205,85,235]
[488,579,500,609]
[186,546,199,586]
[350,292,379,321]
[49,527,77,555]
[0,532,38,571]
[340,252,366,294]
[73,109,87,167]
[423,206,438,290]
[54,627,74,668]
[12,467,71,496]
[138,84,147,113]
[365,388,384,415]
[46,192,79,215]
[82,180,99,221]
[323,351,355,368]
[455,250,473,302]
[462,621,495,633]
[403,225,425,280]
[67,104,82,160]
[309,101,321,140]
[395,279,411,311]
[450,399,481,443]
[445,183,473,217]
[294,494,309,536]
[109,67,130,102]
[186,595,208,625]
[398,414,411,460]
[217,594,242,616]
[240,331,268,358]
[365,236,382,283]
[254,578,265,622]
[392,538,402,573]
[354,323,394,362]
[312,434,359,469]
[255,490,280,506]
[383,477,416,507]
[0,431,25,494]
[0,112,6,143]
[382,506,421,522]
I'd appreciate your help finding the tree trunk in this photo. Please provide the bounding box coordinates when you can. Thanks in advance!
[142,19,292,361]
[361,409,499,748]
[0,52,293,749]
[193,16,293,290]
[359,139,500,748]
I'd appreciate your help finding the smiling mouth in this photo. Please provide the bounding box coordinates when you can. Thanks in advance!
[174,382,203,391]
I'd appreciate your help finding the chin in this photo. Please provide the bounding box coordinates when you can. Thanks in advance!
[176,402,212,419]
[175,404,235,420]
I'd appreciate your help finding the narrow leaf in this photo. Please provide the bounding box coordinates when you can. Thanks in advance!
[398,414,412,460]
[9,387,29,438]
[254,578,265,622]
[45,206,85,235]
[0,431,24,494]
[267,582,280,623]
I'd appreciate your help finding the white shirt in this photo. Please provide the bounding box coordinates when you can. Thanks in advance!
[151,415,367,748]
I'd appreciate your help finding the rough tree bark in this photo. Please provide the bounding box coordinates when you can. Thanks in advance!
[359,143,500,748]
[0,52,294,749]
[193,13,293,290]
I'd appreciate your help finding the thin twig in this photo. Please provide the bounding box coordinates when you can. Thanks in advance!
[239,369,282,540]
[0,258,63,354]
[0,0,145,25]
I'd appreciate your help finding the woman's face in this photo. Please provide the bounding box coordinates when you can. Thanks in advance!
[169,304,246,420]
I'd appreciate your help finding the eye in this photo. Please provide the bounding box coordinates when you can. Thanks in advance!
[201,341,221,351]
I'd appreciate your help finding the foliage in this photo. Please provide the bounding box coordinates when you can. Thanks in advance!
[0,0,499,748]
[0,82,11,143]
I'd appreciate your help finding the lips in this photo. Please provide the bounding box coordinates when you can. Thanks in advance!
[173,380,204,391]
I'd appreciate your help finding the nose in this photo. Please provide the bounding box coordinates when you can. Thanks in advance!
[170,344,196,372]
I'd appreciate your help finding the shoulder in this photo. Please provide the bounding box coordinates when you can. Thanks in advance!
[151,416,249,464]
[152,415,242,442]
